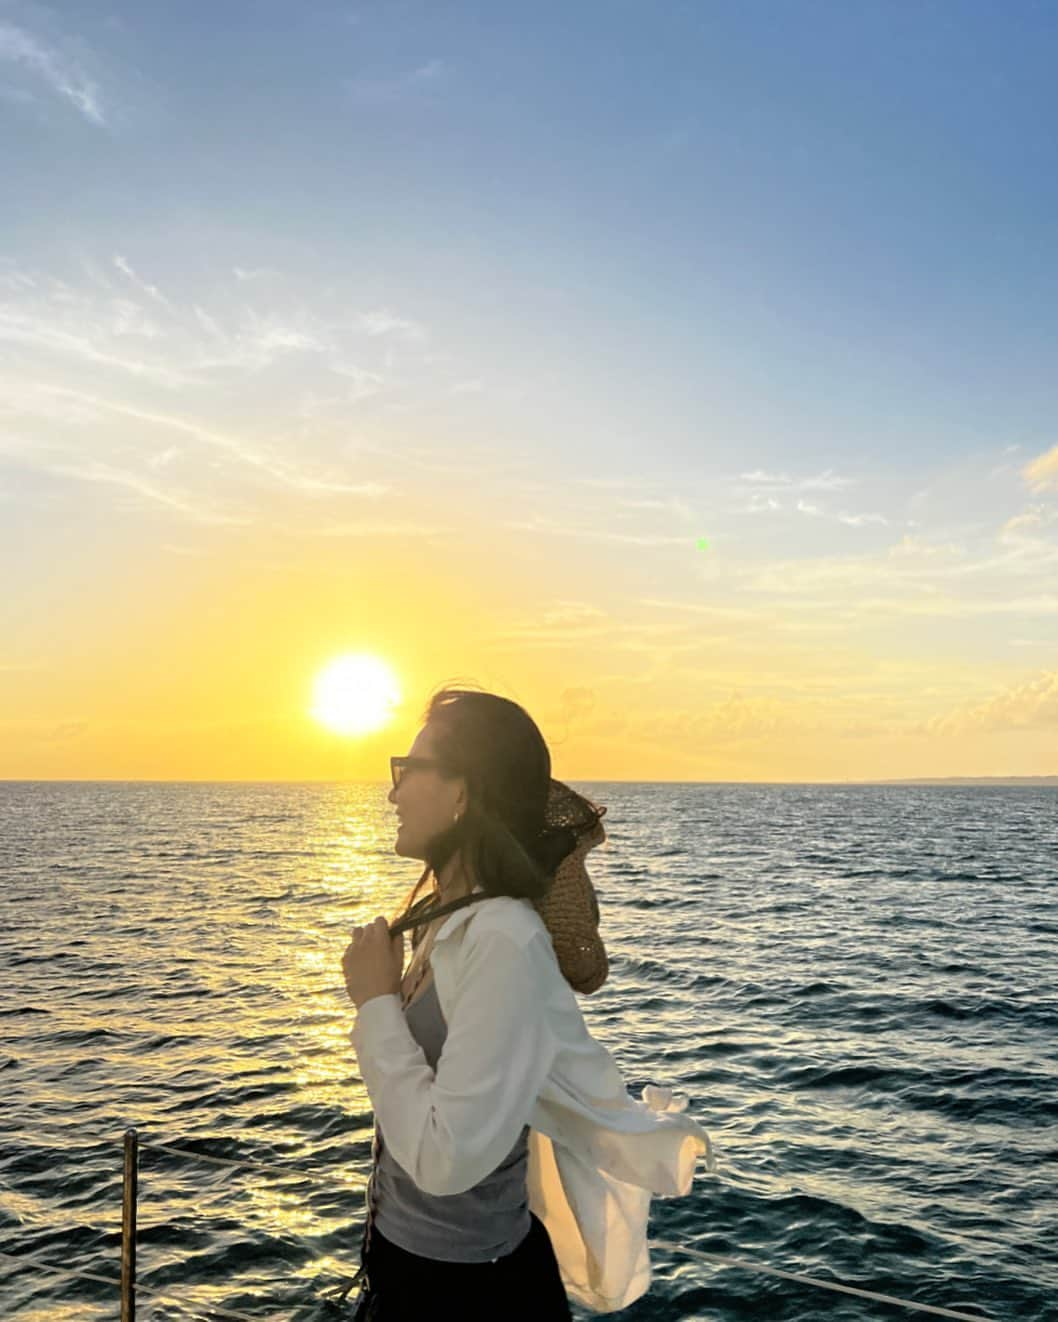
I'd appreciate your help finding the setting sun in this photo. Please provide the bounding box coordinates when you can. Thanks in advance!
[310,655,402,736]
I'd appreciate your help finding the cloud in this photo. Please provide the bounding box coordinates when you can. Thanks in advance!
[617,495,694,520]
[578,476,648,489]
[5,383,391,514]
[997,505,1058,549]
[783,495,888,526]
[504,514,691,547]
[113,255,173,309]
[739,469,790,484]
[638,694,815,745]
[482,601,617,650]
[1023,443,1058,491]
[147,446,180,468]
[887,534,966,560]
[837,511,888,527]
[346,59,445,106]
[308,518,442,538]
[47,459,250,525]
[0,294,191,386]
[359,309,426,340]
[993,506,1058,570]
[0,264,428,400]
[0,22,104,124]
[738,468,855,492]
[1001,508,1048,535]
[926,670,1058,735]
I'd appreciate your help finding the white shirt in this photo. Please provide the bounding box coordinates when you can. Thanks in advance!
[351,892,716,1313]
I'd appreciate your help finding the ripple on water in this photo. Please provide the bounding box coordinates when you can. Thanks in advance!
[1,780,1056,1320]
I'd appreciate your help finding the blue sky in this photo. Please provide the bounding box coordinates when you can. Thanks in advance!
[6,0,1058,469]
[2,1,1057,779]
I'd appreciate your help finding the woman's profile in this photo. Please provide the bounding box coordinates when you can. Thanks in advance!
[341,685,714,1319]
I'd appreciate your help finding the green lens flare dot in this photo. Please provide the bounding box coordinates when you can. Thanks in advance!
[696,538,710,551]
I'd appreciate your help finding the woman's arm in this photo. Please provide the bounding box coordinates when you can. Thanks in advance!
[351,926,558,1197]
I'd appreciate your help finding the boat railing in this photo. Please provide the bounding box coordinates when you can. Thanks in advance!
[0,1127,992,1321]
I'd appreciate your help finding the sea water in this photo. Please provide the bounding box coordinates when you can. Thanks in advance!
[1,781,1055,1320]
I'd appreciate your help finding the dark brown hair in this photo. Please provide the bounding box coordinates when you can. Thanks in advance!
[393,683,599,946]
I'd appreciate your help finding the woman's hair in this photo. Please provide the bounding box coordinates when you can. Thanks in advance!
[393,683,594,946]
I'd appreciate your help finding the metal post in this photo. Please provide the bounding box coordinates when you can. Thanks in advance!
[121,1127,138,1322]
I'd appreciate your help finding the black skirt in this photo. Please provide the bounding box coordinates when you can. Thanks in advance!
[353,1211,573,1321]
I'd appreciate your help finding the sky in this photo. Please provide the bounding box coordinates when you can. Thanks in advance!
[2,0,1057,782]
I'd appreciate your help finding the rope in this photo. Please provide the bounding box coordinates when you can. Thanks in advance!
[140,1137,365,1187]
[0,1235,994,1321]
[649,1240,990,1321]
[5,1123,367,1187]
[0,1134,995,1320]
[0,1247,267,1322]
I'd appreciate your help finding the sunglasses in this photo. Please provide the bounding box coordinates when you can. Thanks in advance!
[390,756,442,789]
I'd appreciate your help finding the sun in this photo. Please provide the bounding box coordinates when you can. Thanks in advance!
[310,654,401,736]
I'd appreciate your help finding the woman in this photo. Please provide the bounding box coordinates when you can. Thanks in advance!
[342,686,714,1319]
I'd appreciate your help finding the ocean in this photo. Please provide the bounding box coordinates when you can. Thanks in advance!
[1,781,1055,1320]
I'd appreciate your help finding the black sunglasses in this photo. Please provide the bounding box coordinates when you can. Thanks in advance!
[391,756,442,789]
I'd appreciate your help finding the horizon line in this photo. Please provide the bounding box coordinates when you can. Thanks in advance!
[2,775,1056,786]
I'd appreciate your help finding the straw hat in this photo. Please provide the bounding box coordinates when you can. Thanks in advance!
[529,778,609,994]
[389,778,610,995]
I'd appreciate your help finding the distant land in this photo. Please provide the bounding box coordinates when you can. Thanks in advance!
[862,776,1058,787]
[2,775,1057,786]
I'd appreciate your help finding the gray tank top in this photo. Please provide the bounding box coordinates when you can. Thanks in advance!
[373,975,532,1262]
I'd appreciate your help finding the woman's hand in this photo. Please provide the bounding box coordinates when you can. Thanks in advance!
[342,916,405,1011]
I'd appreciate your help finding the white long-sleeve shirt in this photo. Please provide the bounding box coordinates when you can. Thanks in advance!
[350,891,716,1313]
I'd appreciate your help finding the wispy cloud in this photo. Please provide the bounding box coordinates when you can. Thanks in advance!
[637,693,814,745]
[113,255,173,309]
[743,487,887,526]
[19,385,392,497]
[0,261,429,394]
[738,468,855,492]
[0,22,104,124]
[1023,442,1058,491]
[308,519,452,538]
[926,669,1058,735]
[617,495,694,520]
[346,59,446,106]
[2,378,394,529]
[46,459,249,526]
[504,513,691,548]
[577,476,653,492]
[359,309,426,340]
[0,292,190,386]
[741,495,781,513]
[736,470,880,521]
[837,511,888,527]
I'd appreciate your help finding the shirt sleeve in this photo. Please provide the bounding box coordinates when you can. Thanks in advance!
[350,926,558,1197]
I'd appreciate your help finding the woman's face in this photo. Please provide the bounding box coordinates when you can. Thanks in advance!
[388,724,466,862]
